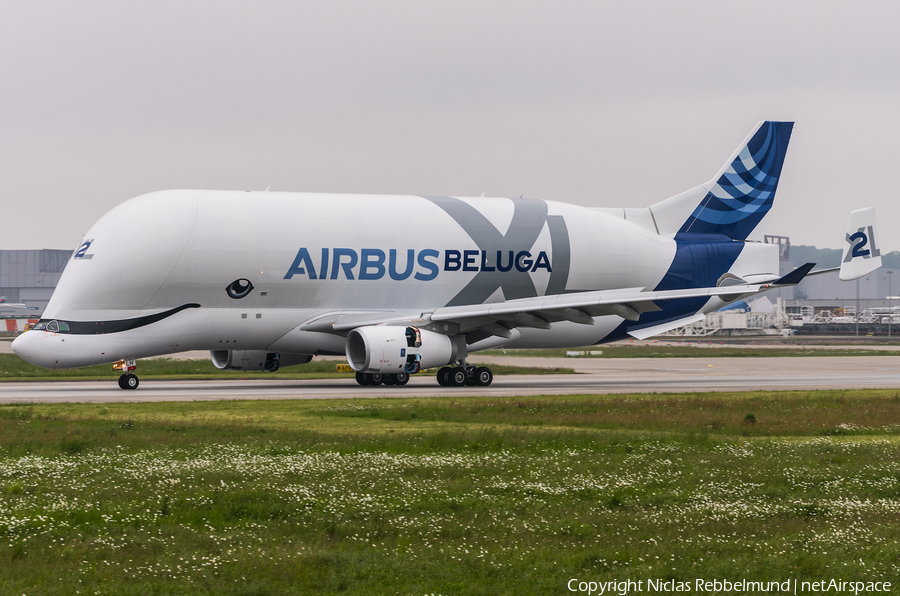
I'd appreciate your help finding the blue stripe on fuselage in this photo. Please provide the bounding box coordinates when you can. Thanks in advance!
[603,236,745,342]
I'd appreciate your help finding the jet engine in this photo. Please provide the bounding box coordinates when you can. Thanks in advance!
[345,326,464,374]
[210,350,312,372]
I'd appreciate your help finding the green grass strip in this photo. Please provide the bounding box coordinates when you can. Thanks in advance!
[1,390,900,594]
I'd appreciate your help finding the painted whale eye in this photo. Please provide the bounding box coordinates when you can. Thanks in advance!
[226,279,254,299]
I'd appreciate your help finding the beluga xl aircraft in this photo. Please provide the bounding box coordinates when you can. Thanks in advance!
[12,121,882,390]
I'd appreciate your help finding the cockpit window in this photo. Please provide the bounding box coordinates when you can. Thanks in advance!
[33,319,73,333]
[25,303,200,336]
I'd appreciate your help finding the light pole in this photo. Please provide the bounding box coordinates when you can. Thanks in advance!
[889,271,893,340]
[856,278,860,337]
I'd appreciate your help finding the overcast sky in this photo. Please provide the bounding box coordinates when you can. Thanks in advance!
[2,1,898,252]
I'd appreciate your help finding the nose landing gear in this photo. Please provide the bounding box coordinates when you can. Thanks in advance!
[113,359,140,390]
[117,373,139,390]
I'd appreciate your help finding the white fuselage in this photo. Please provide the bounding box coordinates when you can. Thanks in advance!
[11,190,778,369]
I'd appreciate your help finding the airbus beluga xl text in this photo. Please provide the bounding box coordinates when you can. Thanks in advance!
[12,121,882,389]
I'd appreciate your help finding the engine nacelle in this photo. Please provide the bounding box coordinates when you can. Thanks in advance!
[345,326,464,373]
[210,350,312,372]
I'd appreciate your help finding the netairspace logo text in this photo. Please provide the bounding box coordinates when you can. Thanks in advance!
[567,578,892,595]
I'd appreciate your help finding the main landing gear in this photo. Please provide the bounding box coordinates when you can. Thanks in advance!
[356,371,410,386]
[436,364,493,387]
[353,362,494,388]
[113,359,139,390]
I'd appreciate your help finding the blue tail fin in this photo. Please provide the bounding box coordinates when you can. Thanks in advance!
[677,121,793,240]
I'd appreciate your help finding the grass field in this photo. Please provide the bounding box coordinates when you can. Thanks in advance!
[1,391,900,594]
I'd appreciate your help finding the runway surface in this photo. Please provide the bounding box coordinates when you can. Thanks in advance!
[2,355,900,403]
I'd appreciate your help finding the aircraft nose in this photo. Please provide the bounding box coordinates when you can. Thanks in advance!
[11,331,50,367]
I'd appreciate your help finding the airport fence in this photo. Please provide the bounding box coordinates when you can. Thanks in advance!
[0,316,39,336]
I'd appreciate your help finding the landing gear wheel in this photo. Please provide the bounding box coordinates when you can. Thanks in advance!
[113,359,138,390]
[382,374,396,385]
[394,372,410,386]
[437,367,452,386]
[369,373,384,385]
[355,372,370,386]
[450,367,468,387]
[475,367,493,386]
[123,374,139,390]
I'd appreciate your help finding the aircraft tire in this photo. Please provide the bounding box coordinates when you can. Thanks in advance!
[450,367,468,387]
[382,375,396,385]
[355,372,370,386]
[369,373,384,385]
[117,374,128,390]
[124,374,139,390]
[437,367,451,386]
[475,367,493,386]
[394,372,410,386]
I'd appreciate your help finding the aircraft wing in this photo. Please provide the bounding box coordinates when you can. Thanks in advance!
[311,264,815,339]
[425,282,772,338]
[431,284,758,322]
[311,285,757,335]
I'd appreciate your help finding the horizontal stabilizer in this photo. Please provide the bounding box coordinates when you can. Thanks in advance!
[805,266,840,277]
[840,207,882,281]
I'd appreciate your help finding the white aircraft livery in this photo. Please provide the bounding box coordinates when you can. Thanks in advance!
[11,121,882,389]
[0,297,28,310]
